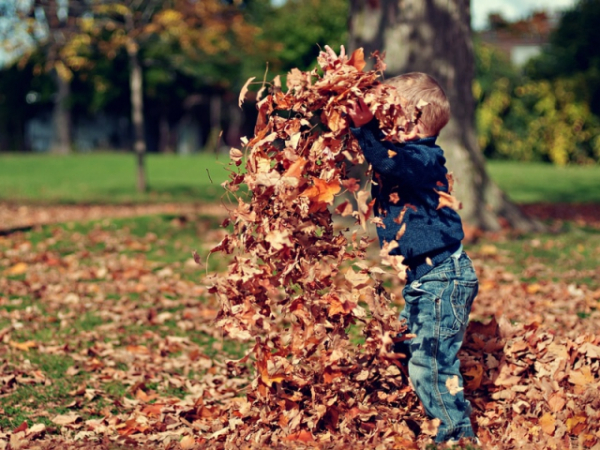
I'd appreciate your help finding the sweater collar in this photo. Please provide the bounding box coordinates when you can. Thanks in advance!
[412,136,438,146]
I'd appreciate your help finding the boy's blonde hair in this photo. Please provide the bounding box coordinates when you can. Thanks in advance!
[384,72,450,137]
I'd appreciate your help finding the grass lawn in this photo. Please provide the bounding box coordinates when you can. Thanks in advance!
[0,152,234,204]
[1,153,600,205]
[486,161,600,204]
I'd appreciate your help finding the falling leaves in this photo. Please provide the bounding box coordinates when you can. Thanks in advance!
[209,49,417,447]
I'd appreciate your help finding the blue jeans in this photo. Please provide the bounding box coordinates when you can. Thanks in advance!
[400,250,478,443]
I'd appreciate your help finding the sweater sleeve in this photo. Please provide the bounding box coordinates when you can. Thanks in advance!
[350,124,445,187]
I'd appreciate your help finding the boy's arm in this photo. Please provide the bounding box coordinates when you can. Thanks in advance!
[350,124,443,186]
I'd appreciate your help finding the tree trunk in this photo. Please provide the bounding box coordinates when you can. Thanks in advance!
[207,94,222,153]
[127,42,147,193]
[349,0,542,231]
[159,113,173,153]
[50,68,71,155]
[227,100,243,148]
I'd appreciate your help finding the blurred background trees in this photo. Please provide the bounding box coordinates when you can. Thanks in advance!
[1,0,599,168]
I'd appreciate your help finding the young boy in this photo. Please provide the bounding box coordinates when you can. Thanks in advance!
[348,71,480,444]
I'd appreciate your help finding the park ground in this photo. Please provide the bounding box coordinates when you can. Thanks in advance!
[1,154,600,449]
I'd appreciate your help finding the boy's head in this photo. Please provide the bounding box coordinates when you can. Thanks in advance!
[384,72,450,137]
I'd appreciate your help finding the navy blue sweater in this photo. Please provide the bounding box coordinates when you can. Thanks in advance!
[351,122,464,283]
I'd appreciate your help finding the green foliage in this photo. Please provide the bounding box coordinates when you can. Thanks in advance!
[526,0,600,116]
[474,42,600,165]
[257,0,348,73]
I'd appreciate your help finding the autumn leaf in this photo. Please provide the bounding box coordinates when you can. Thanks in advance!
[51,414,81,426]
[10,340,37,351]
[238,76,256,108]
[434,189,462,211]
[420,418,441,436]
[347,48,366,71]
[341,178,361,193]
[566,415,586,434]
[180,435,196,449]
[282,157,307,180]
[301,178,341,210]
[568,366,594,386]
[445,375,464,396]
[229,147,243,163]
[539,412,556,435]
[284,430,314,443]
[463,364,484,390]
[6,262,28,275]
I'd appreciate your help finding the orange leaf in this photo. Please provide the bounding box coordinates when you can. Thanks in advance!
[284,430,314,443]
[180,436,196,450]
[566,415,586,433]
[135,389,151,402]
[141,404,164,418]
[10,340,37,351]
[283,157,307,178]
[539,412,556,435]
[7,262,28,275]
[126,345,150,355]
[301,178,341,211]
[347,48,366,71]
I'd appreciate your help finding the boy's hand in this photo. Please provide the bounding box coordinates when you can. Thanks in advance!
[348,96,374,128]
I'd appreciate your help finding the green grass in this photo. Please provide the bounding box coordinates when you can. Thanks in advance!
[1,153,599,205]
[0,152,236,204]
[487,161,600,204]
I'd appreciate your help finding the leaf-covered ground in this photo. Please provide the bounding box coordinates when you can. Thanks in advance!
[0,208,599,449]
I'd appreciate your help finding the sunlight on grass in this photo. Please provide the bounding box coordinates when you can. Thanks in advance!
[487,161,600,204]
[0,153,234,204]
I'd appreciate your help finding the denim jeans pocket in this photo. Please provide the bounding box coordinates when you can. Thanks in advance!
[440,278,478,336]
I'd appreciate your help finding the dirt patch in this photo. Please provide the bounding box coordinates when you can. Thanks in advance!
[1,202,599,234]
[520,203,600,228]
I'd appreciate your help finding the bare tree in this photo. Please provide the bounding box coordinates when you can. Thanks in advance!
[349,0,541,231]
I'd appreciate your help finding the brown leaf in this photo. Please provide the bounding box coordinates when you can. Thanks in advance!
[434,189,462,211]
[51,414,81,426]
[347,48,366,71]
[238,76,256,107]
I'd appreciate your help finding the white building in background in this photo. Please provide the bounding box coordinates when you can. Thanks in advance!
[478,11,561,67]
